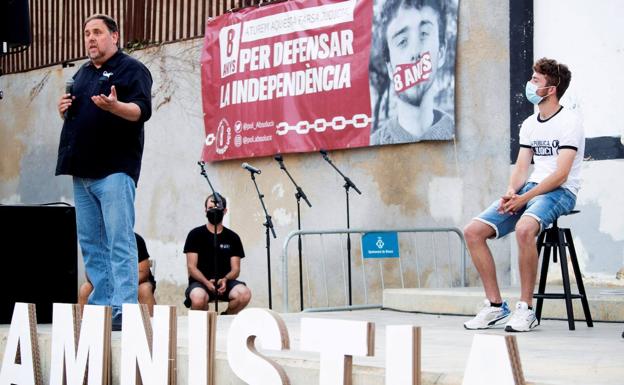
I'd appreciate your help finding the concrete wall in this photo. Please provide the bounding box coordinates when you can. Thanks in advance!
[536,0,624,281]
[5,0,620,313]
[509,0,624,286]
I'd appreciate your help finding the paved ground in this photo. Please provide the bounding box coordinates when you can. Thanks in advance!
[205,308,624,384]
[2,308,623,384]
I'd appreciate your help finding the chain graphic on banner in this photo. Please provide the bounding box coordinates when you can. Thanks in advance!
[275,114,372,136]
[205,113,372,147]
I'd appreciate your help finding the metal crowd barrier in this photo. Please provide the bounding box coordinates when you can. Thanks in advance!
[281,227,467,313]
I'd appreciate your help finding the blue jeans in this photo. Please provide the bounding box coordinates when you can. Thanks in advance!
[475,182,577,239]
[73,173,138,320]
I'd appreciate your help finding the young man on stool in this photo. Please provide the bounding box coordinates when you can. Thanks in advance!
[463,58,583,332]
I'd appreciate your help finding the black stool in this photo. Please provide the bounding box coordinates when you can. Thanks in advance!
[533,210,593,330]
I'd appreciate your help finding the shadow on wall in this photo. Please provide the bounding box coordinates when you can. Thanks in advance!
[570,201,624,275]
[585,136,624,161]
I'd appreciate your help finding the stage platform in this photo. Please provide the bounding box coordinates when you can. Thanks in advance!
[1,306,623,385]
[383,286,624,321]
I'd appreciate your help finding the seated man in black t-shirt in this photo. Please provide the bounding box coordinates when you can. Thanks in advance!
[79,232,157,316]
[183,193,251,315]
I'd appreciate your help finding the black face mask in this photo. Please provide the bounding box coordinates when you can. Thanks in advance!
[206,208,224,225]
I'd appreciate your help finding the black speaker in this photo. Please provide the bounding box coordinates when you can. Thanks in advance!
[0,204,77,324]
[0,0,31,47]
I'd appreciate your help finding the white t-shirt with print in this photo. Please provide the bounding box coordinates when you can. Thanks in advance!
[519,107,584,195]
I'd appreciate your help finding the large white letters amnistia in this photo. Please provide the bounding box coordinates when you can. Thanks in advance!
[462,334,525,385]
[300,318,374,385]
[188,311,217,385]
[49,304,110,385]
[120,304,177,385]
[0,303,42,385]
[226,308,290,385]
[385,325,421,385]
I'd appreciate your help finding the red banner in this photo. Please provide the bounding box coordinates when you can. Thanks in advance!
[201,0,373,161]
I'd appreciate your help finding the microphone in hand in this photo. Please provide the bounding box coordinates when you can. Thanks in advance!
[65,79,74,95]
[242,162,261,174]
[64,79,74,119]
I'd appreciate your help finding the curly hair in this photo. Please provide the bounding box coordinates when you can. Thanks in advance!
[379,0,446,63]
[533,57,571,100]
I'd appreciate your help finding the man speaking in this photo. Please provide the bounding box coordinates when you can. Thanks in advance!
[56,14,152,330]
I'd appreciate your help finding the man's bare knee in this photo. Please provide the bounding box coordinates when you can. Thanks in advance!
[515,217,540,244]
[464,221,494,244]
[138,283,153,300]
[230,285,251,306]
[190,298,207,310]
[239,287,251,304]
[189,288,209,310]
[78,282,92,306]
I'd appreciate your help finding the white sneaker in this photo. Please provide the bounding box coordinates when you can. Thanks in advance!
[464,300,511,330]
[505,301,538,332]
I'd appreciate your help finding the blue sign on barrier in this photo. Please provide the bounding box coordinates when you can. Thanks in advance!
[361,232,400,259]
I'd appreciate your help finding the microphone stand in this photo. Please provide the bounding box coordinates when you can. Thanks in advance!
[198,161,224,313]
[320,150,362,306]
[275,155,311,311]
[246,170,277,309]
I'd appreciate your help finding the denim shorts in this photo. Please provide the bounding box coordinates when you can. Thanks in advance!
[474,182,577,239]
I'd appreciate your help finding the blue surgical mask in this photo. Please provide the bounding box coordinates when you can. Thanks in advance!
[525,81,544,105]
